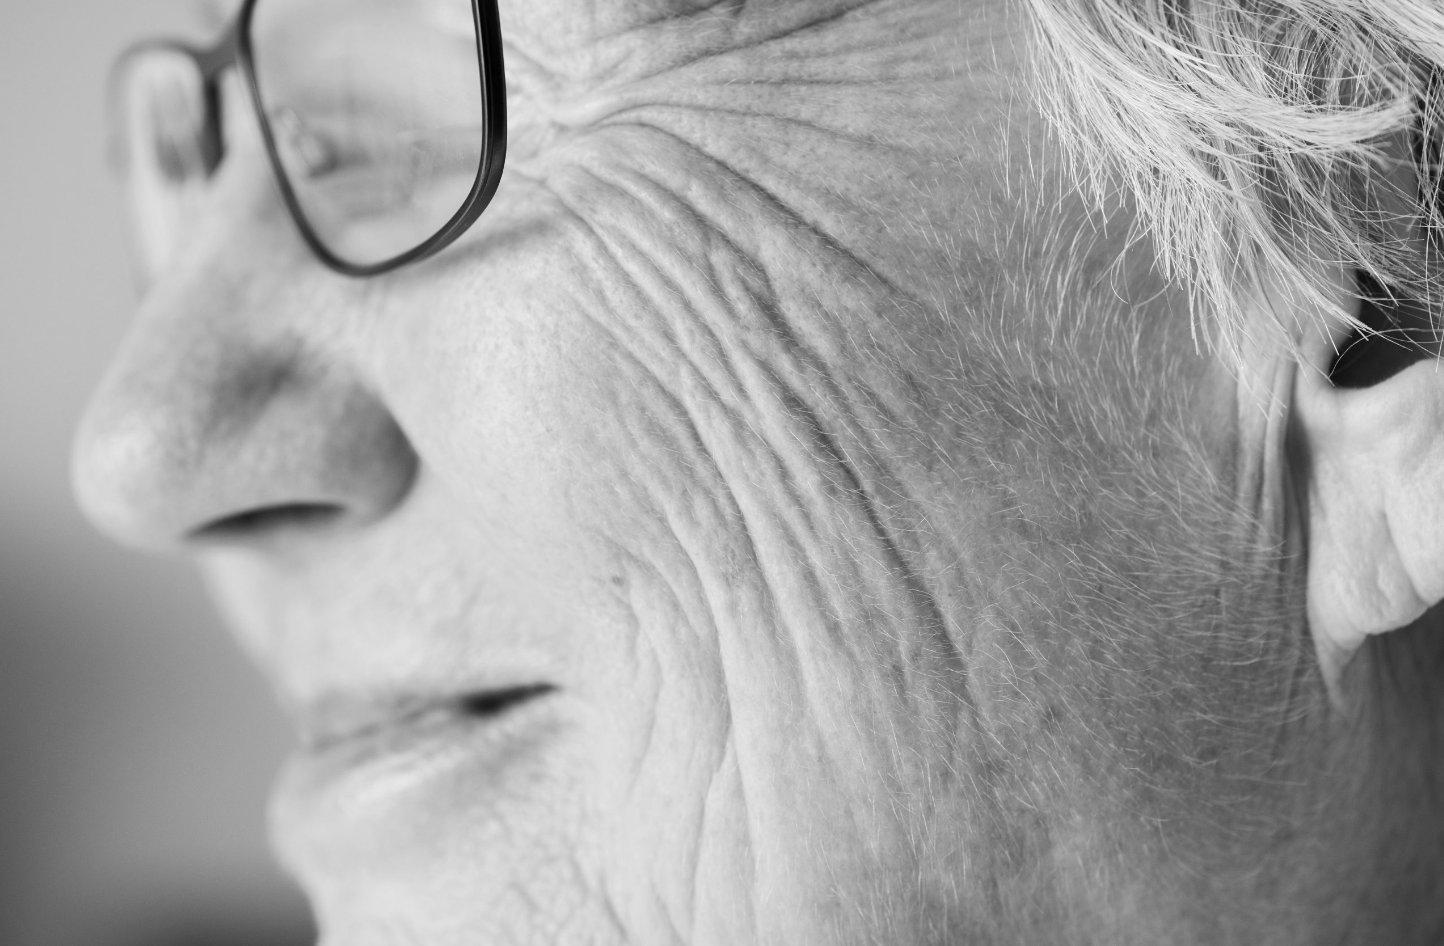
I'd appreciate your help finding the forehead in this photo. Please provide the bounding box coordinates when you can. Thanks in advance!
[196,0,919,61]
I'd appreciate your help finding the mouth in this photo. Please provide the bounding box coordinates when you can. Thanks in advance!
[296,683,557,758]
[273,682,560,836]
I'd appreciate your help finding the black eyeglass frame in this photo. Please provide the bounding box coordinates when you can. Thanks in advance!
[115,0,508,277]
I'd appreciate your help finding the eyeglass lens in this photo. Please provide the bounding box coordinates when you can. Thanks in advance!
[249,0,487,269]
[112,0,489,275]
[111,46,221,277]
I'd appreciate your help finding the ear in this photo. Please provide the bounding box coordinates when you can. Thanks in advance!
[1292,271,1444,694]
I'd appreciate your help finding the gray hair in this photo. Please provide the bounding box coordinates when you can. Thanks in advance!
[1026,0,1444,361]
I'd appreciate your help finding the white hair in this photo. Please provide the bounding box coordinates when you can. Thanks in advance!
[1025,0,1444,361]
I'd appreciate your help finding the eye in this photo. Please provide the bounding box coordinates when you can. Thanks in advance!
[1328,272,1441,388]
[269,106,340,179]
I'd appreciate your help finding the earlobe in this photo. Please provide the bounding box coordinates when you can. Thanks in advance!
[1295,322,1444,693]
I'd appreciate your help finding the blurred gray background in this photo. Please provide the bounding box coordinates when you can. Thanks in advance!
[1,2,314,943]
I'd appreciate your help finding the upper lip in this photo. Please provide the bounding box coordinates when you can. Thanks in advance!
[291,683,556,754]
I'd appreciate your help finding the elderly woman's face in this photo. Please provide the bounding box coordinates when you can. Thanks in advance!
[75,0,1430,943]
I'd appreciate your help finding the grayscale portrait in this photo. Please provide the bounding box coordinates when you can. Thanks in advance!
[65,0,1444,942]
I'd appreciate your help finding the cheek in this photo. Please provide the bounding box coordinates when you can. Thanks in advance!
[364,234,761,917]
[363,198,972,941]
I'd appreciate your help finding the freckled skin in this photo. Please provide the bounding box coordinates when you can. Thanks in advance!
[73,0,1444,944]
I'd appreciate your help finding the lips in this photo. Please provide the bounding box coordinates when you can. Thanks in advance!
[272,680,560,842]
[295,682,557,757]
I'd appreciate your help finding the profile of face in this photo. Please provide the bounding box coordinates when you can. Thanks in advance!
[71,0,1444,942]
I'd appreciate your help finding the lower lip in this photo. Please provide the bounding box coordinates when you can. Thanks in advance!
[271,695,559,851]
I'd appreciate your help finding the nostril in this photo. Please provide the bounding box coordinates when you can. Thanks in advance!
[191,502,346,542]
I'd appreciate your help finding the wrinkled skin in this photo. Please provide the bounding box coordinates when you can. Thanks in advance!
[73,0,1444,943]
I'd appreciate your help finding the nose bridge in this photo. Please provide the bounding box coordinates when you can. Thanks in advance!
[73,203,418,551]
[115,23,295,288]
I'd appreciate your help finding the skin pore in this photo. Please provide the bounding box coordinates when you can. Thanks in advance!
[73,0,1444,943]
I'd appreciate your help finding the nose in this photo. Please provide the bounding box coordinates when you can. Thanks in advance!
[72,248,417,552]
